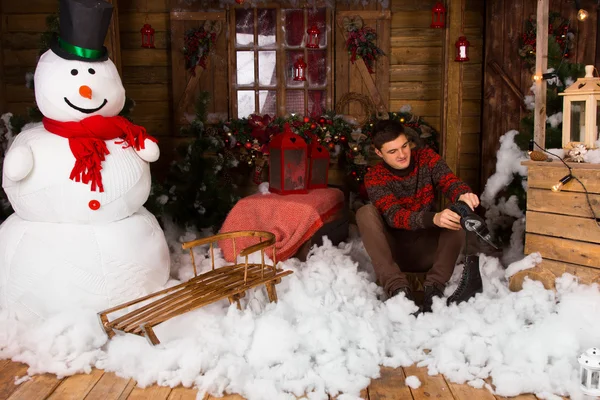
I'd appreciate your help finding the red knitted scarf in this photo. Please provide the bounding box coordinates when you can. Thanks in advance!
[43,115,158,192]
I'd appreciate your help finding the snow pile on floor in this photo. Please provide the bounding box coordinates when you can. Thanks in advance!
[0,229,598,400]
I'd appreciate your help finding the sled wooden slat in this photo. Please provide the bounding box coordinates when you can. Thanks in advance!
[98,231,292,345]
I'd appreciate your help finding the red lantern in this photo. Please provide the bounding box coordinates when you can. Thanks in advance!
[268,123,308,195]
[307,137,330,189]
[140,23,155,49]
[430,2,446,28]
[306,25,321,49]
[455,36,470,62]
[293,57,307,81]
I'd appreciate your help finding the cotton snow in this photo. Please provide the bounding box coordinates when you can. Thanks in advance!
[405,375,421,389]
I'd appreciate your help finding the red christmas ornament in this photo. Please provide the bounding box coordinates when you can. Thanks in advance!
[455,36,470,62]
[245,142,252,149]
[306,25,321,49]
[340,136,347,143]
[140,24,155,48]
[235,0,244,3]
[293,57,307,81]
[310,123,316,129]
[303,116,310,123]
[319,118,326,125]
[430,2,446,29]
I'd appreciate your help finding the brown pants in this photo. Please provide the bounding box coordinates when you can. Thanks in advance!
[356,204,465,296]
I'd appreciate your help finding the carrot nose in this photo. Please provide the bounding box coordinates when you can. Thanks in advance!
[79,85,92,99]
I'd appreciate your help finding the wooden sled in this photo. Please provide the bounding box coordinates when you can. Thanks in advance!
[98,231,292,345]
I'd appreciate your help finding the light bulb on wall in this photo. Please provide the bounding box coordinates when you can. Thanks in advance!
[577,9,589,21]
[551,174,573,192]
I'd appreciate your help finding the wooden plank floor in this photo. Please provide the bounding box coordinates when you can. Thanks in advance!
[0,360,547,400]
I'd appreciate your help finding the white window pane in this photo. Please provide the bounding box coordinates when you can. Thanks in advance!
[236,9,254,46]
[237,51,255,86]
[259,90,277,116]
[307,50,327,86]
[307,8,327,47]
[238,91,255,118]
[259,51,276,86]
[283,9,304,47]
[257,8,276,47]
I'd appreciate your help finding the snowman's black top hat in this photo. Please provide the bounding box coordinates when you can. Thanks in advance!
[50,0,113,62]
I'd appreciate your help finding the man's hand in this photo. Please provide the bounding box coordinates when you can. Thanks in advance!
[458,193,480,211]
[433,209,462,230]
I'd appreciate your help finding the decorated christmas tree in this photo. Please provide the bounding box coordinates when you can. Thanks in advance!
[146,92,243,231]
[483,12,587,257]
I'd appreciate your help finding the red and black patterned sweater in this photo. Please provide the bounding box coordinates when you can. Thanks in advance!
[364,146,471,230]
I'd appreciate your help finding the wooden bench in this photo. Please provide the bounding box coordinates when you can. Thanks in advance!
[98,231,293,345]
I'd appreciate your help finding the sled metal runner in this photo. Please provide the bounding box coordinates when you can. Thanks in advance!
[98,231,292,345]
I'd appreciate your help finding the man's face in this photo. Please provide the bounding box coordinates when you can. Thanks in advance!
[375,134,412,170]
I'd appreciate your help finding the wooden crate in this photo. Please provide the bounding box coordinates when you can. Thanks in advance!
[509,160,600,291]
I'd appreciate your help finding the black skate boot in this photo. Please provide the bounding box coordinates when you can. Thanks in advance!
[446,255,483,305]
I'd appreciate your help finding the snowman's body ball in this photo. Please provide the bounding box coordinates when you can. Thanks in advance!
[3,124,153,224]
[0,207,170,320]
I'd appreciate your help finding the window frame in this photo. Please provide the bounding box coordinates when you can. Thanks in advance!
[228,3,333,118]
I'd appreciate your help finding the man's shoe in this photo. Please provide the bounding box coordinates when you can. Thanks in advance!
[391,286,415,302]
[446,255,483,305]
[421,284,445,313]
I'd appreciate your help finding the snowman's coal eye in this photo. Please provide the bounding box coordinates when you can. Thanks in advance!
[88,68,96,75]
[70,69,78,76]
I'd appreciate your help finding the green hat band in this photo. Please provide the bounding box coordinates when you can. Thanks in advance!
[58,37,103,60]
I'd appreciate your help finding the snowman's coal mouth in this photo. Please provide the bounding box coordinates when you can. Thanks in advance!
[64,98,108,114]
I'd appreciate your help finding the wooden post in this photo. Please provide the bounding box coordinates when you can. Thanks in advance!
[104,0,122,77]
[596,3,600,67]
[441,0,463,175]
[533,0,549,147]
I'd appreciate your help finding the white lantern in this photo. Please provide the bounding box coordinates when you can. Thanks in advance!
[560,65,600,149]
[579,347,600,396]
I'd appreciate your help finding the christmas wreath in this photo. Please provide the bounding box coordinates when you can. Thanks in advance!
[183,21,221,74]
[518,12,574,68]
[342,16,385,74]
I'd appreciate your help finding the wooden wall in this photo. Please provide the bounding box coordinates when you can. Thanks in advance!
[0,0,486,192]
[390,0,484,192]
[1,0,50,117]
[482,0,600,187]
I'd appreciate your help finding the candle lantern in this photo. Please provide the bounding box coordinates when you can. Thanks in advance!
[293,57,307,81]
[559,65,600,149]
[307,136,330,189]
[455,36,470,62]
[430,2,446,28]
[579,347,600,396]
[306,25,321,48]
[140,23,155,49]
[268,123,308,195]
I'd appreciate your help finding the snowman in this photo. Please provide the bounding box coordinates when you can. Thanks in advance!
[0,0,170,320]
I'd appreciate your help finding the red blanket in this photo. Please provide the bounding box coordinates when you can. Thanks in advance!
[219,188,344,262]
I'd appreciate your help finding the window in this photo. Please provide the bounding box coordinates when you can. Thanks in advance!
[230,6,332,118]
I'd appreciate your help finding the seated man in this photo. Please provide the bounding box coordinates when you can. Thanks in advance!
[357,119,484,313]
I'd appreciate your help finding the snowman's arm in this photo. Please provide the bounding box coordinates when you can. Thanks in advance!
[3,145,34,181]
[136,139,160,163]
